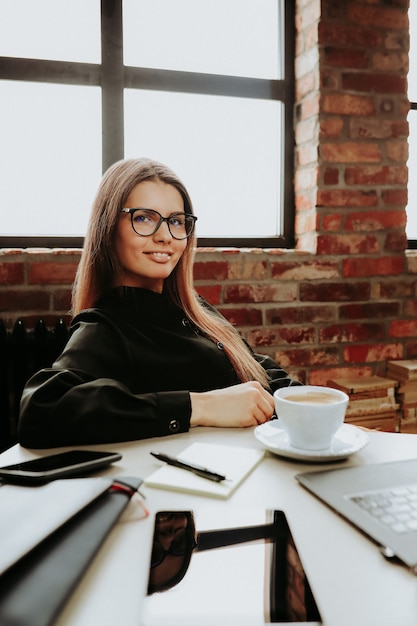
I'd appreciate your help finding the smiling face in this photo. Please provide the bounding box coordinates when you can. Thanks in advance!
[114,180,188,293]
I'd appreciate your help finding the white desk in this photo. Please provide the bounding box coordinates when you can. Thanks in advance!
[1,427,417,626]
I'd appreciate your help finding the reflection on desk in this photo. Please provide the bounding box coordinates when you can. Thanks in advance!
[146,509,321,624]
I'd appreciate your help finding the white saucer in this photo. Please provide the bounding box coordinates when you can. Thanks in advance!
[254,421,369,462]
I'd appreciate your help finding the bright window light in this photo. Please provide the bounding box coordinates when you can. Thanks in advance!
[124,90,282,238]
[123,0,280,80]
[0,81,102,236]
[0,0,100,63]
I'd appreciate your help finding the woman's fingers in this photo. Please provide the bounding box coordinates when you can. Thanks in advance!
[190,381,275,428]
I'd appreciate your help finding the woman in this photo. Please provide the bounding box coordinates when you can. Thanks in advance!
[18,158,299,448]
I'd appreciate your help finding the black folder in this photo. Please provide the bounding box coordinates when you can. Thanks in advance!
[0,476,142,626]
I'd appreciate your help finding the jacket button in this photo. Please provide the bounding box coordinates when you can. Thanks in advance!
[182,318,189,326]
[217,342,224,350]
[168,419,180,433]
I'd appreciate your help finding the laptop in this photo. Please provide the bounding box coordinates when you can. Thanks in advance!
[0,476,112,576]
[296,458,417,571]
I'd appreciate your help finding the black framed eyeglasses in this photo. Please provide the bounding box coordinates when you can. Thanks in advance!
[121,208,197,240]
[151,527,198,568]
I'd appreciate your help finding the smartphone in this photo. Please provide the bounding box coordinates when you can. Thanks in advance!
[0,450,122,484]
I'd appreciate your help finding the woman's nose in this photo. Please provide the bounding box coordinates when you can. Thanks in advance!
[153,219,172,241]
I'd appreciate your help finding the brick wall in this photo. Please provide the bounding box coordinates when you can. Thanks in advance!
[1,0,415,388]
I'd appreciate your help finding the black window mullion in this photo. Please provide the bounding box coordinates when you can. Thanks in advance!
[101,0,124,172]
[0,57,100,86]
[124,66,284,100]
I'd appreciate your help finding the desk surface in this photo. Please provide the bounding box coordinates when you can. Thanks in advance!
[1,427,417,626]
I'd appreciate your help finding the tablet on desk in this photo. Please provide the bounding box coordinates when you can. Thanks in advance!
[0,450,122,484]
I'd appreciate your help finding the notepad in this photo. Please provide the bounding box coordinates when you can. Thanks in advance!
[144,443,265,499]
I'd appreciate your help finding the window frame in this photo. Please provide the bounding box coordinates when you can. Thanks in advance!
[0,0,295,249]
[408,103,417,249]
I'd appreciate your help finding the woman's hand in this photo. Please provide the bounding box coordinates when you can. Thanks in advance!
[189,381,274,428]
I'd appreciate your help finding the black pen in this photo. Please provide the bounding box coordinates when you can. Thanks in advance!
[150,452,227,483]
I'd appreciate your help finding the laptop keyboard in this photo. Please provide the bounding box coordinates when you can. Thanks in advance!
[348,484,417,534]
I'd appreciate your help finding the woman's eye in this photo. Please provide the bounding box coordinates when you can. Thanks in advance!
[169,217,184,228]
[134,213,153,225]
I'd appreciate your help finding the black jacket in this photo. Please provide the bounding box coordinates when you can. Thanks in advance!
[18,287,298,448]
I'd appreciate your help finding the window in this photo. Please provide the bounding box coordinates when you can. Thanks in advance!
[0,0,294,248]
[408,2,417,248]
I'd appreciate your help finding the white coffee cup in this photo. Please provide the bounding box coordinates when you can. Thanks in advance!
[273,385,349,451]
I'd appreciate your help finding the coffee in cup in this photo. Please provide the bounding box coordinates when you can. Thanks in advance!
[273,385,349,451]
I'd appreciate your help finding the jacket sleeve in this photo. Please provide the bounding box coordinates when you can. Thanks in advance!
[18,321,191,449]
[252,352,303,393]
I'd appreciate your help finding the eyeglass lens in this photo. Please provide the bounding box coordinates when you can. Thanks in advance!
[130,209,195,239]
[151,527,189,568]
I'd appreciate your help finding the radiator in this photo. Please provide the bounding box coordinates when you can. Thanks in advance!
[0,318,69,451]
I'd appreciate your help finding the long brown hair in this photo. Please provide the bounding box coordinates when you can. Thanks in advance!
[73,158,269,387]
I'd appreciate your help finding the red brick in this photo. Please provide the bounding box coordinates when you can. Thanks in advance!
[389,320,417,338]
[342,72,406,94]
[0,262,25,285]
[266,305,336,326]
[227,260,267,281]
[323,167,339,185]
[321,213,343,231]
[216,307,263,327]
[320,118,344,138]
[310,366,374,386]
[382,189,408,205]
[323,94,375,116]
[344,210,407,231]
[319,23,381,48]
[277,327,316,345]
[271,260,338,280]
[300,282,371,302]
[343,256,405,277]
[324,46,368,69]
[248,327,315,346]
[322,142,382,163]
[317,234,379,255]
[246,329,282,347]
[347,5,408,31]
[374,48,408,74]
[317,189,378,207]
[192,261,228,281]
[375,280,416,299]
[349,117,399,140]
[345,166,407,186]
[386,139,408,162]
[391,121,409,138]
[29,262,78,285]
[405,341,417,358]
[193,284,221,305]
[384,231,408,252]
[274,347,339,368]
[320,322,385,344]
[224,284,292,304]
[343,343,403,363]
[340,302,400,320]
